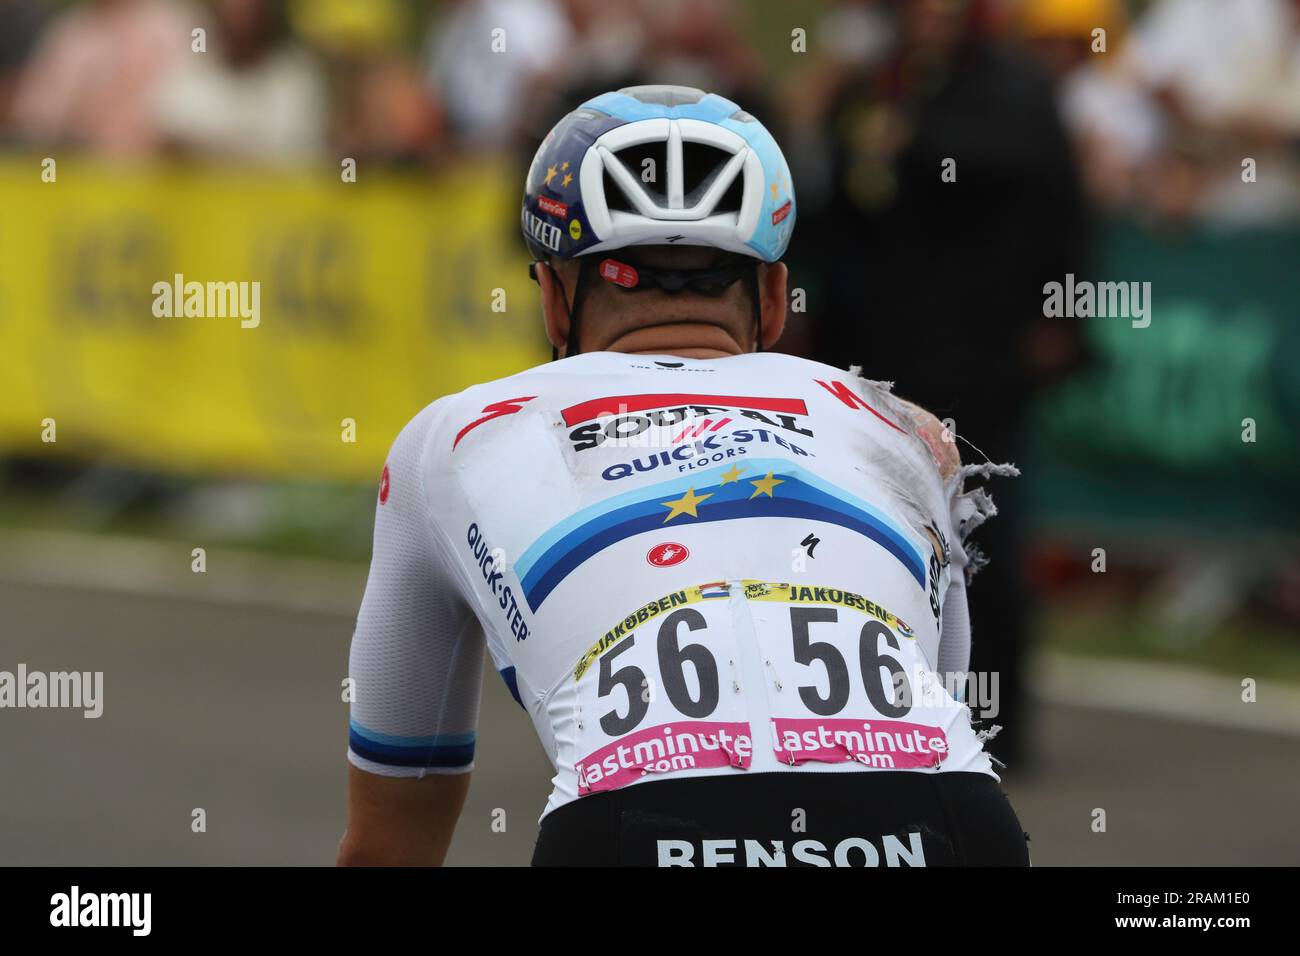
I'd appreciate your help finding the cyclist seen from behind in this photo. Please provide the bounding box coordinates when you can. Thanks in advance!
[337,85,1028,867]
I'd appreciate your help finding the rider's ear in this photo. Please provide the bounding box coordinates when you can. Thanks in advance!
[758,262,788,350]
[534,260,571,353]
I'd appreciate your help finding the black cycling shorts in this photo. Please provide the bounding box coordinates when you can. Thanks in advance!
[532,770,1029,867]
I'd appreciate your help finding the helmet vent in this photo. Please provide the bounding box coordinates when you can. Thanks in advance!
[611,141,669,206]
[714,172,745,214]
[681,141,742,212]
[602,166,633,213]
[617,85,706,107]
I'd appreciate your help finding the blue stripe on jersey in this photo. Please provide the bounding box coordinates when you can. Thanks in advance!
[515,457,917,579]
[348,720,475,768]
[500,666,524,709]
[516,458,927,611]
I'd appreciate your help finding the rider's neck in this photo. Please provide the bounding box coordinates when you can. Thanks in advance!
[598,320,747,359]
[627,347,737,358]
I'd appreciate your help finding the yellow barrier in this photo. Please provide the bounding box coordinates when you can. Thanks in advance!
[0,158,547,480]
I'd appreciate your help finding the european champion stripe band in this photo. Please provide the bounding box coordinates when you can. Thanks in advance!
[516,458,927,612]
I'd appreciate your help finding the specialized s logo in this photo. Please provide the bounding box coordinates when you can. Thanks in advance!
[813,380,906,434]
[453,396,537,450]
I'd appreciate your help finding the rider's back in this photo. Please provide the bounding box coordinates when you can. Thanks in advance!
[348,351,998,833]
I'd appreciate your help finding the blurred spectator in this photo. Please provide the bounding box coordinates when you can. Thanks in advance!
[797,0,1092,767]
[291,0,445,165]
[523,0,773,175]
[1018,0,1166,212]
[780,0,898,211]
[557,0,649,85]
[1021,0,1300,224]
[424,0,573,152]
[153,0,329,163]
[1124,0,1300,224]
[1131,0,1300,132]
[779,0,900,352]
[637,0,765,103]
[0,0,49,135]
[514,0,649,152]
[11,0,195,156]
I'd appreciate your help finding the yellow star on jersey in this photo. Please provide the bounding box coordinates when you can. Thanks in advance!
[719,464,745,484]
[749,470,785,499]
[661,486,713,522]
[561,160,570,170]
[561,172,573,188]
[544,165,557,185]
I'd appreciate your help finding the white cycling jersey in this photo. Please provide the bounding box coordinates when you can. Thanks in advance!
[347,351,997,817]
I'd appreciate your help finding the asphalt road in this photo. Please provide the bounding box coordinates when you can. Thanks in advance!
[1,578,1297,866]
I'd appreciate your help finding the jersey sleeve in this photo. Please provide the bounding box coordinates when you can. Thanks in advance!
[938,462,1020,693]
[936,567,971,686]
[347,402,485,777]
[934,480,972,689]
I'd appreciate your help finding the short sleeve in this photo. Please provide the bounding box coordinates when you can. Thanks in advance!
[347,403,485,777]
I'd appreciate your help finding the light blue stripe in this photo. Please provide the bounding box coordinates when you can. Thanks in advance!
[720,115,795,261]
[514,463,722,579]
[581,90,739,124]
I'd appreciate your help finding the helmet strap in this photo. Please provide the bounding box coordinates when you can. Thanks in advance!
[564,257,595,358]
[548,257,764,359]
[744,261,763,353]
[538,258,590,362]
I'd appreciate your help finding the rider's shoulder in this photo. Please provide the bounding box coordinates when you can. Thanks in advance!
[729,351,872,385]
[391,361,565,458]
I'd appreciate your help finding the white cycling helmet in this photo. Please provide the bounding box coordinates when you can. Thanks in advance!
[522,84,795,262]
[522,85,796,356]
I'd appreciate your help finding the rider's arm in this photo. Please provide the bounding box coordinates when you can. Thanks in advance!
[338,403,485,866]
[936,563,971,681]
[339,765,469,866]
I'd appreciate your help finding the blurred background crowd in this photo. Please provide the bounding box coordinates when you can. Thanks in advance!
[4,0,1298,211]
[1,0,1298,792]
